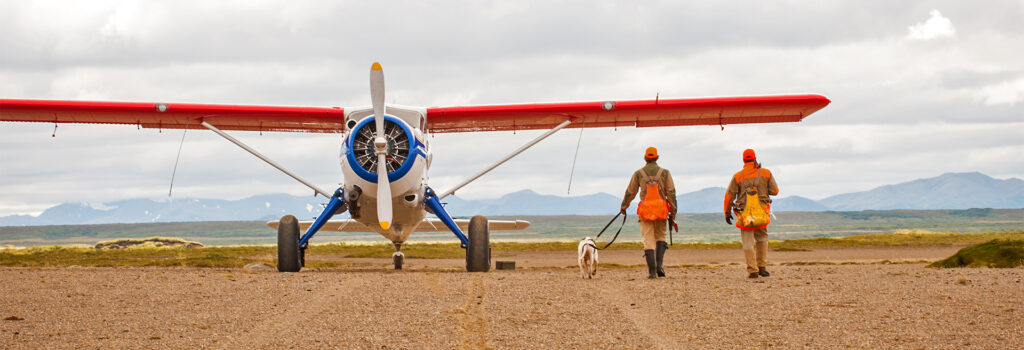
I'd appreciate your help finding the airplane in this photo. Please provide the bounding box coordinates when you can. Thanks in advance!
[0,62,830,272]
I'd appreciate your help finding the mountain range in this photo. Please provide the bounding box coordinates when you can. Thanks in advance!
[1,172,1021,226]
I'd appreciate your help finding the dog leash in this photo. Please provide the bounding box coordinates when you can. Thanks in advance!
[594,212,627,250]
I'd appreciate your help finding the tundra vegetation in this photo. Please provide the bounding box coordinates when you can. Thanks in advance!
[928,239,1024,268]
[0,230,1021,268]
[1,209,1022,246]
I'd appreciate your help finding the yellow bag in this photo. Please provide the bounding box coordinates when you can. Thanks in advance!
[637,169,669,221]
[737,169,770,229]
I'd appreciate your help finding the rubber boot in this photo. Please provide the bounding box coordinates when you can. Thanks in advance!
[644,250,657,279]
[655,241,667,278]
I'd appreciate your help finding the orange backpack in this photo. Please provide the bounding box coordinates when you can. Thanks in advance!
[636,169,670,221]
[737,168,770,229]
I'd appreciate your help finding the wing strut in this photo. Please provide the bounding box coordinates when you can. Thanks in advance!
[438,118,573,199]
[201,121,332,198]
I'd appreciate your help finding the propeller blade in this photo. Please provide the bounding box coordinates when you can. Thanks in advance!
[376,153,392,231]
[370,62,391,231]
[370,62,386,140]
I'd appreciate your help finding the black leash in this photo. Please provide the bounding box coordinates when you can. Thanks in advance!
[594,212,627,250]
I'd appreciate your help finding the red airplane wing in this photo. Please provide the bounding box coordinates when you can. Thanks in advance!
[1,94,829,134]
[0,99,345,133]
[425,94,830,133]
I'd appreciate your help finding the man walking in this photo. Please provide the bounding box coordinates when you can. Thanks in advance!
[620,147,678,279]
[723,149,778,278]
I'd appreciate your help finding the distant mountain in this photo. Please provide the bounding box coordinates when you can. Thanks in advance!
[675,187,727,213]
[772,196,831,212]
[2,172,1021,226]
[443,189,620,216]
[669,188,831,213]
[820,172,1024,210]
[0,194,326,226]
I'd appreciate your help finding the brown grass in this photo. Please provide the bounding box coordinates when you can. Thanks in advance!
[0,230,1020,268]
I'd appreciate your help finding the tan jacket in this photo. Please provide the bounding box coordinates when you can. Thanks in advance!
[724,162,778,215]
[621,162,677,216]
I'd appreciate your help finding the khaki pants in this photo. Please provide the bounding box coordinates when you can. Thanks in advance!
[740,228,768,274]
[639,220,666,250]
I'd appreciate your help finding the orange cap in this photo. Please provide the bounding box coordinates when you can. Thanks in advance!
[743,149,756,161]
[645,147,658,159]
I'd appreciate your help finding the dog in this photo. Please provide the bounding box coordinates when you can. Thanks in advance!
[577,237,599,279]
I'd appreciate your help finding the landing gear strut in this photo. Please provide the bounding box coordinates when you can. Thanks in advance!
[276,187,346,273]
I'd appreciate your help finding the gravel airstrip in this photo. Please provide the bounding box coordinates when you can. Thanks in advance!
[1,247,1021,349]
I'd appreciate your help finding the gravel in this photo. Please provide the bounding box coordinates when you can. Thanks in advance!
[1,263,1021,348]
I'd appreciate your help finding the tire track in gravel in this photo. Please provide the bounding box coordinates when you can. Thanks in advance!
[239,272,360,348]
[592,277,676,350]
[459,274,491,350]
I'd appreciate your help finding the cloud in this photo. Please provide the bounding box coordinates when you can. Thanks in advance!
[940,69,1024,106]
[1,1,1023,217]
[972,78,1024,106]
[907,9,956,40]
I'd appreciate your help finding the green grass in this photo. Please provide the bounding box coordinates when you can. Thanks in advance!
[2,230,1022,268]
[0,245,350,269]
[927,239,1024,268]
[772,230,1024,248]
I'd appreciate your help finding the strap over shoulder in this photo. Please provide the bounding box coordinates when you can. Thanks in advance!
[637,169,652,183]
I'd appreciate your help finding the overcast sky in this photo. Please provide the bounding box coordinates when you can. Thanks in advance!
[1,1,1022,217]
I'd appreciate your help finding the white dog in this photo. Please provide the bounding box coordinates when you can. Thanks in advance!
[578,237,599,279]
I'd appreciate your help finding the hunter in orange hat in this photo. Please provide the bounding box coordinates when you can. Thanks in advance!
[621,147,678,279]
[724,148,779,278]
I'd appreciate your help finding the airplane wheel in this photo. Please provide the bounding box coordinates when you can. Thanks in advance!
[466,215,490,272]
[277,215,301,272]
[393,252,404,270]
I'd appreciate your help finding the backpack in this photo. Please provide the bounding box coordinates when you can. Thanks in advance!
[737,168,770,229]
[636,168,670,221]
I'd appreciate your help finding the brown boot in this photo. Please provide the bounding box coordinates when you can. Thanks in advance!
[644,250,657,279]
[655,241,667,278]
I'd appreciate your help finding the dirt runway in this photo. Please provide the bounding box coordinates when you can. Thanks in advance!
[1,248,1022,349]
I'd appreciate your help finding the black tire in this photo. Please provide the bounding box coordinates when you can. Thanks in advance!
[466,215,490,272]
[393,253,404,270]
[277,215,301,272]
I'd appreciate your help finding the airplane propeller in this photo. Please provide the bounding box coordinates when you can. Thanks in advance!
[370,62,392,231]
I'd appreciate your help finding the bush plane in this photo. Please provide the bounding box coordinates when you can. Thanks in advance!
[0,62,830,272]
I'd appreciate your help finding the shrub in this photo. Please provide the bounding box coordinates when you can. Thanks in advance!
[928,239,1024,268]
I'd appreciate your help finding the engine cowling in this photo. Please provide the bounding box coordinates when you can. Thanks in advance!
[344,115,420,183]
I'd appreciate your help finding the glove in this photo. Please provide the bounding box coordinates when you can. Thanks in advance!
[670,219,679,232]
[725,213,734,225]
[619,208,627,215]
